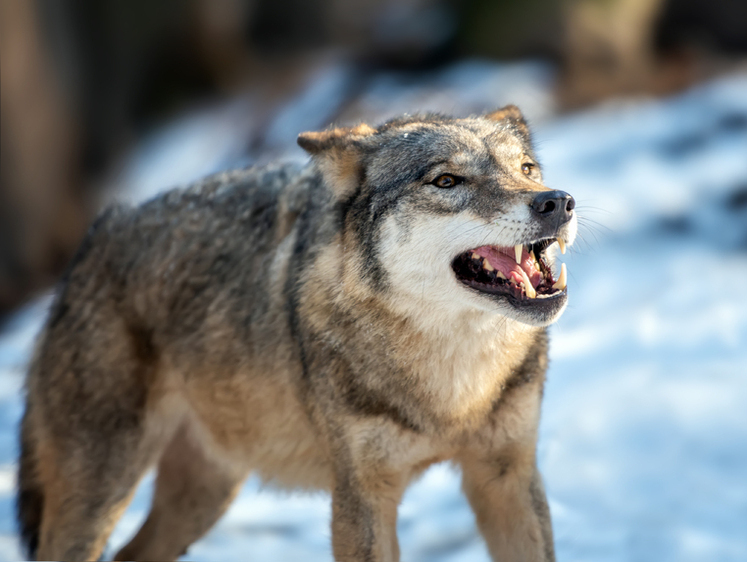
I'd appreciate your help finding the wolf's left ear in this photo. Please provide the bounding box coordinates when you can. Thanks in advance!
[297,123,376,155]
[485,104,530,140]
[297,123,376,196]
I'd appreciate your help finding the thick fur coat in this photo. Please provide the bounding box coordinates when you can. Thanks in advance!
[17,106,576,561]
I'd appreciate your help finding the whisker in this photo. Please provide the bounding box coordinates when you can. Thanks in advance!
[574,205,613,216]
[576,225,607,246]
[569,230,600,254]
[576,216,612,235]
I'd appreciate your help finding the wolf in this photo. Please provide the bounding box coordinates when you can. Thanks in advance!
[16,105,576,561]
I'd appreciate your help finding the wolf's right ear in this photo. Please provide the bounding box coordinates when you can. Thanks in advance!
[297,123,376,196]
[485,104,530,141]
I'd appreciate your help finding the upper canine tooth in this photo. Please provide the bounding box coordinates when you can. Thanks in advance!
[483,260,495,271]
[557,238,566,254]
[519,269,536,298]
[496,270,506,279]
[471,252,481,260]
[552,263,567,290]
[514,244,523,264]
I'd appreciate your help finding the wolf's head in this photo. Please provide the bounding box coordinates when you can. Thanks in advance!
[298,106,576,328]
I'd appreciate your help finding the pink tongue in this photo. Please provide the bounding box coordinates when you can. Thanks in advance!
[474,246,542,288]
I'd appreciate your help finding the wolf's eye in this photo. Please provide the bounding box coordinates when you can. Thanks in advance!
[433,174,460,188]
[521,163,535,176]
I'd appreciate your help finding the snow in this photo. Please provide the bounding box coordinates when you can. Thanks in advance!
[1,63,746,561]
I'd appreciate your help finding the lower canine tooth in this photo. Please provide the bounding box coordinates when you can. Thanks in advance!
[557,238,566,254]
[519,269,536,298]
[515,244,523,264]
[496,271,506,279]
[552,263,567,290]
[483,260,494,271]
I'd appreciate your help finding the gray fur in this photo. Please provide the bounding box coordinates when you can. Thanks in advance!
[18,108,573,561]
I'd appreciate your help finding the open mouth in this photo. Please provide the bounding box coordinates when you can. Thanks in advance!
[452,238,568,306]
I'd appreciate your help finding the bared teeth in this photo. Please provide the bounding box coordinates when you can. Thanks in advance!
[514,244,523,265]
[519,269,536,298]
[557,238,566,254]
[483,260,495,271]
[552,263,567,290]
[531,250,540,269]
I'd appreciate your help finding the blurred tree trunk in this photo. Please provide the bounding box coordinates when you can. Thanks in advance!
[559,0,667,106]
[0,0,87,315]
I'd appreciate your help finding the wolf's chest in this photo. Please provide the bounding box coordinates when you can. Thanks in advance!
[395,325,539,428]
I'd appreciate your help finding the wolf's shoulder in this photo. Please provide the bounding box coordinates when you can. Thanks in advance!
[96,160,317,238]
[141,160,310,212]
[76,161,316,270]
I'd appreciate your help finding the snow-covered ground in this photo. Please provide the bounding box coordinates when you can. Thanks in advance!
[1,62,746,561]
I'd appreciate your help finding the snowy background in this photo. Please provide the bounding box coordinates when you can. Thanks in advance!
[1,62,746,561]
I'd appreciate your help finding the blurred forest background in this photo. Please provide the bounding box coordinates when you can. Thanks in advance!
[2,1,747,561]
[2,0,747,315]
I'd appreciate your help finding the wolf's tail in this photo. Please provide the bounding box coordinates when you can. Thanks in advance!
[16,406,43,560]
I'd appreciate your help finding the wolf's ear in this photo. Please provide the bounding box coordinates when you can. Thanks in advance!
[485,104,530,140]
[297,123,376,196]
[485,104,524,123]
[297,123,376,154]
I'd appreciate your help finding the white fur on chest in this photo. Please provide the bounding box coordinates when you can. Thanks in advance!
[398,312,538,425]
[376,211,541,422]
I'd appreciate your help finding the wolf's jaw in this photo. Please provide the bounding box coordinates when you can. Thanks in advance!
[451,238,567,303]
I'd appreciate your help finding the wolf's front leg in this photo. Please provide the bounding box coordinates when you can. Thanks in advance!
[330,469,403,562]
[326,417,411,562]
[460,449,555,562]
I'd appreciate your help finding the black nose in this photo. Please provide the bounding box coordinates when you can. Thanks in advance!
[531,190,575,224]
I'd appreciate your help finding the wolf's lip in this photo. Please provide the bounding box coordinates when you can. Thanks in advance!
[451,238,567,303]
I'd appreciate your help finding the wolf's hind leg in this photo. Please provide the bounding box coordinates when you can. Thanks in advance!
[36,453,147,562]
[33,405,167,562]
[114,420,246,561]
[28,291,183,560]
